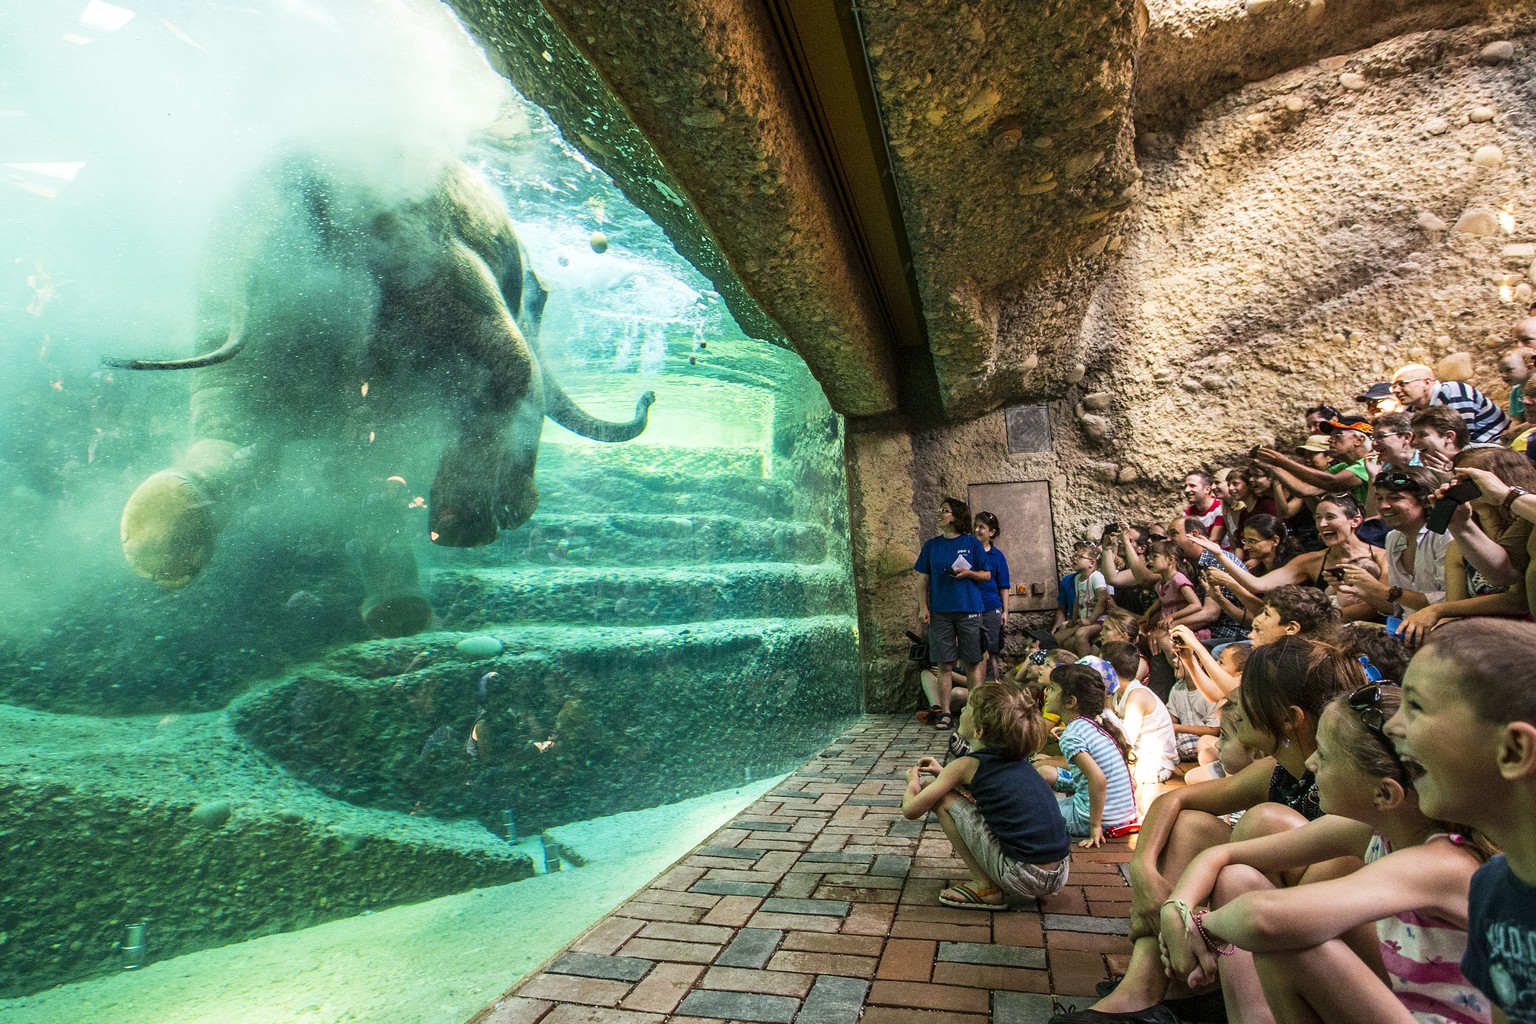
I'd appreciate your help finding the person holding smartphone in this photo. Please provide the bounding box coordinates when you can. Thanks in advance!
[1335,467,1449,620]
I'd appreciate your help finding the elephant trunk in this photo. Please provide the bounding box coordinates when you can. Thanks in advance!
[105,308,248,371]
[541,368,655,443]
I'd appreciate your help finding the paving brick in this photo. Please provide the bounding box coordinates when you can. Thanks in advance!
[822,872,902,890]
[868,981,989,1014]
[571,917,647,956]
[990,991,1058,1024]
[875,938,936,982]
[799,852,875,866]
[747,911,842,934]
[841,903,897,936]
[760,897,851,918]
[519,973,635,1007]
[484,996,554,1024]
[1047,948,1109,997]
[620,963,706,1014]
[815,884,899,905]
[887,818,925,839]
[780,931,884,957]
[846,797,902,807]
[619,937,724,965]
[736,820,794,833]
[893,904,989,926]
[540,1006,664,1024]
[931,962,1050,993]
[637,922,737,946]
[937,941,1047,970]
[1042,914,1129,936]
[1080,885,1131,901]
[793,975,868,1024]
[1044,930,1133,955]
[674,990,800,1023]
[701,895,763,927]
[701,966,815,998]
[707,868,798,885]
[715,928,784,969]
[766,951,877,979]
[642,889,724,910]
[859,1007,988,1024]
[697,845,768,861]
[888,920,992,943]
[616,901,708,924]
[692,880,776,898]
[548,952,657,983]
[1038,888,1089,916]
[871,854,912,877]
[773,873,823,899]
[654,866,709,891]
[992,913,1045,948]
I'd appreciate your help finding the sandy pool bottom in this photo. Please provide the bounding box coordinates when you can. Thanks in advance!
[1,777,779,1024]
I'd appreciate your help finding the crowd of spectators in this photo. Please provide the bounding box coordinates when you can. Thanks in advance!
[906,340,1536,1024]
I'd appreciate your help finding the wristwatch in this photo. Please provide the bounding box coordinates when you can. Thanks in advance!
[1503,486,1529,513]
[1387,585,1404,605]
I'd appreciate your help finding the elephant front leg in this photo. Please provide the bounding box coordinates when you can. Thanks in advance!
[121,438,252,588]
[352,481,433,637]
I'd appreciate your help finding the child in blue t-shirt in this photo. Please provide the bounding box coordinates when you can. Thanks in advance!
[901,681,1070,909]
[1387,619,1536,1024]
[1035,663,1138,848]
[972,511,1011,680]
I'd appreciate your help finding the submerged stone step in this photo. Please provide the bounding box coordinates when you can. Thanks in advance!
[0,705,532,998]
[232,615,862,838]
[431,562,850,628]
[430,512,828,570]
[533,445,794,519]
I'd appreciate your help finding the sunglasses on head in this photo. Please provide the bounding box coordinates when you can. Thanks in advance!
[1347,683,1408,777]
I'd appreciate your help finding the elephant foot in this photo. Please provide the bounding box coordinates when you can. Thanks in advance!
[496,475,538,532]
[361,592,433,638]
[121,469,219,588]
[429,462,501,547]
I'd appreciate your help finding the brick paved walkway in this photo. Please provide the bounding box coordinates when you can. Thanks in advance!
[468,715,1135,1024]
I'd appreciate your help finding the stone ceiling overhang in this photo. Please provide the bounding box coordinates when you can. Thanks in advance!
[449,0,1504,427]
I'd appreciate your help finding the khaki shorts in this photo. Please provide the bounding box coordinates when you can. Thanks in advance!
[947,800,1069,903]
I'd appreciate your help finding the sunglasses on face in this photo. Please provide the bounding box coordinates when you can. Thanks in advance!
[1390,378,1430,393]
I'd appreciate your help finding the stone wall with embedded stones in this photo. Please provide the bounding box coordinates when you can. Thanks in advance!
[1066,17,1535,514]
[857,17,1536,711]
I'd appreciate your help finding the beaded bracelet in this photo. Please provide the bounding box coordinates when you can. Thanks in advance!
[1193,908,1237,956]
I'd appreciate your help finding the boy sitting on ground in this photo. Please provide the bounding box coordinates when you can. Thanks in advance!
[902,681,1071,909]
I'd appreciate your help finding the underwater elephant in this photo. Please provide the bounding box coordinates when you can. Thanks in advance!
[109,157,654,636]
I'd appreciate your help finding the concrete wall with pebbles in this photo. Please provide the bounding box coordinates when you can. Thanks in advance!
[1068,17,1536,518]
[856,16,1536,711]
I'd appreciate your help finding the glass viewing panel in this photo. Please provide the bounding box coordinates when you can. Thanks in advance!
[0,2,862,1021]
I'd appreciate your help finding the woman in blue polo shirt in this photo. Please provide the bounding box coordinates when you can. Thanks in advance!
[915,497,990,730]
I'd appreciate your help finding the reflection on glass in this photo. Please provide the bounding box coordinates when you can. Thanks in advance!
[0,2,860,1020]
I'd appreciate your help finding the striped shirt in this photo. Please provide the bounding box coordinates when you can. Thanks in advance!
[1435,381,1511,444]
[1367,833,1492,1024]
[1057,717,1138,831]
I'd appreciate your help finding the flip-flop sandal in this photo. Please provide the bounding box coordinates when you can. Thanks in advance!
[938,883,1005,910]
[935,712,954,731]
[915,704,942,724]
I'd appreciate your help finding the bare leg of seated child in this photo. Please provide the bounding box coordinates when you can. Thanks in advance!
[932,791,1005,907]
